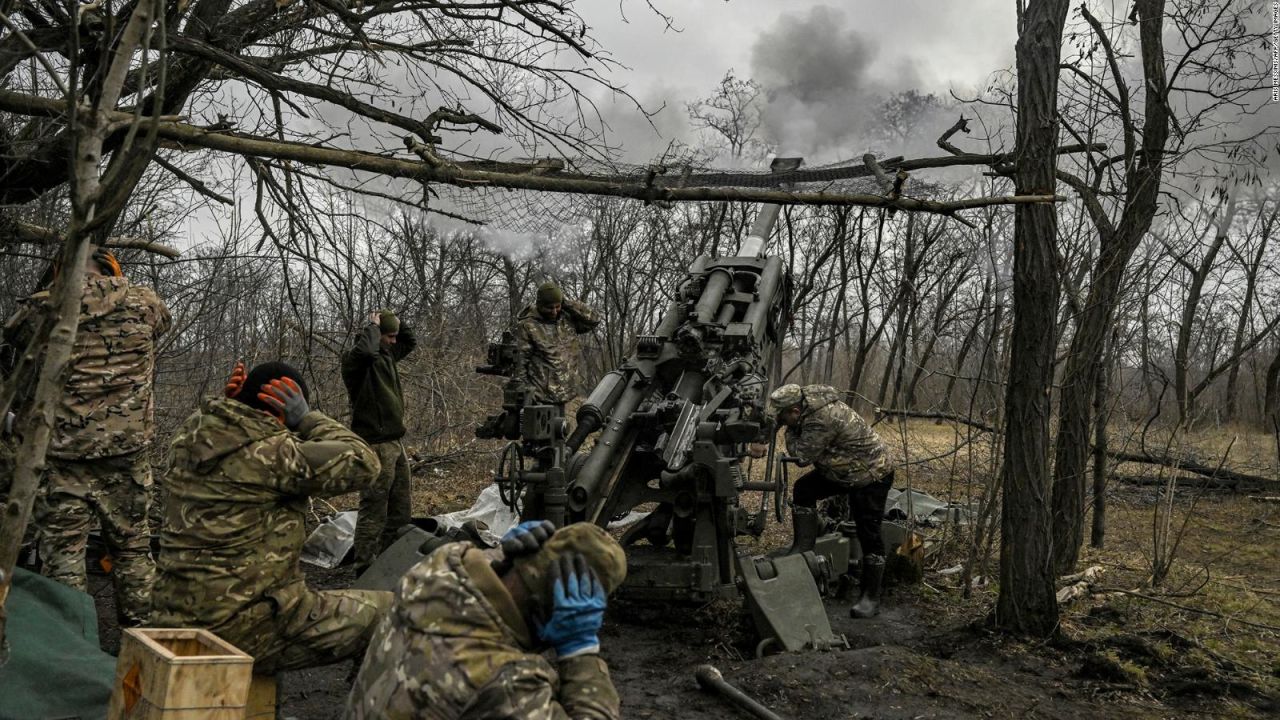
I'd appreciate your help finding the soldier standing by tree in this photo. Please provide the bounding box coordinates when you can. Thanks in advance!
[764,383,894,619]
[1,247,170,627]
[514,282,600,414]
[343,310,417,574]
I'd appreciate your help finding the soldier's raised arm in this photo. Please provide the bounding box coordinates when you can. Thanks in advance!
[279,409,382,499]
[392,322,417,361]
[786,412,838,464]
[562,298,600,334]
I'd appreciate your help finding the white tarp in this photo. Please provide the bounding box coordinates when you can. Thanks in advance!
[300,510,358,569]
[435,484,520,545]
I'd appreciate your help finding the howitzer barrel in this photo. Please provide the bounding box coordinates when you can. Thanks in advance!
[743,256,784,339]
[738,205,782,258]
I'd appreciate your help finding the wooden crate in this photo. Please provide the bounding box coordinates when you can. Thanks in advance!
[243,674,279,719]
[107,628,254,719]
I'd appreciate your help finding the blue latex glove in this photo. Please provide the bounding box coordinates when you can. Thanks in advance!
[537,554,607,658]
[501,520,555,558]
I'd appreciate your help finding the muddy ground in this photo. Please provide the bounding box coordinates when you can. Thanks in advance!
[79,496,1277,720]
[77,419,1280,719]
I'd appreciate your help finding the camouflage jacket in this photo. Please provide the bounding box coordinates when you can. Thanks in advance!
[514,299,600,405]
[2,275,171,459]
[784,385,889,487]
[153,398,380,630]
[345,542,621,720]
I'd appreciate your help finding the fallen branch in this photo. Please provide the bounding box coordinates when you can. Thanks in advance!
[1103,588,1280,633]
[1057,565,1104,605]
[1108,473,1269,492]
[874,408,997,434]
[1107,450,1280,492]
[1248,496,1280,504]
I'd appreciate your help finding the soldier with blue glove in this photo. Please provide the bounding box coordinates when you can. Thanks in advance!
[344,521,626,719]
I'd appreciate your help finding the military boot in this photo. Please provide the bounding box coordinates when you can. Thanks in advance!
[850,554,885,619]
[786,507,821,555]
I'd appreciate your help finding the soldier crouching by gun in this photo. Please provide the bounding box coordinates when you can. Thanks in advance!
[765,383,894,619]
[344,522,626,720]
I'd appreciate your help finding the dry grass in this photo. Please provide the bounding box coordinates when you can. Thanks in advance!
[384,418,1279,713]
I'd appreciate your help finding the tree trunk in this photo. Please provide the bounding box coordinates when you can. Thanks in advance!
[1090,332,1115,548]
[1050,0,1170,575]
[995,0,1068,637]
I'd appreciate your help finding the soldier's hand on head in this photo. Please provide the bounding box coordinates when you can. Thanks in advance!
[224,360,247,398]
[747,442,768,459]
[368,311,380,325]
[537,553,607,658]
[500,520,555,559]
[93,247,123,277]
[258,377,310,430]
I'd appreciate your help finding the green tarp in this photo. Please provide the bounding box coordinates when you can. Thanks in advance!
[0,568,115,720]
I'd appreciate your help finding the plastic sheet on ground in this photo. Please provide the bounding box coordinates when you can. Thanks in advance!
[300,510,357,569]
[435,484,520,546]
[884,488,972,526]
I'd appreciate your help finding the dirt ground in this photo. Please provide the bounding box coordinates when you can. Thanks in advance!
[78,418,1279,719]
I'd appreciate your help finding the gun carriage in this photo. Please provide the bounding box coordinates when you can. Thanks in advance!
[477,160,850,649]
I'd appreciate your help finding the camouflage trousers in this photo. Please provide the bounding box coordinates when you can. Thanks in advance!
[212,584,393,676]
[354,440,412,567]
[34,452,156,626]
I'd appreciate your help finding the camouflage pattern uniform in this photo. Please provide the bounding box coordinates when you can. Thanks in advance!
[514,299,600,406]
[780,384,893,558]
[344,542,621,720]
[153,397,391,674]
[2,275,170,626]
[783,385,889,488]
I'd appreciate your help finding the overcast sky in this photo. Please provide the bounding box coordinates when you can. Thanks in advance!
[579,1,1018,162]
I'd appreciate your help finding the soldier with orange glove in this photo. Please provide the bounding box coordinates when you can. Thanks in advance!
[2,246,171,626]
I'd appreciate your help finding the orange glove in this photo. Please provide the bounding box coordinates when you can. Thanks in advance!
[93,247,123,277]
[258,377,309,429]
[224,360,247,398]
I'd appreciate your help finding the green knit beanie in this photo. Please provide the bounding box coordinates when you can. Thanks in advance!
[536,282,563,308]
[378,310,400,334]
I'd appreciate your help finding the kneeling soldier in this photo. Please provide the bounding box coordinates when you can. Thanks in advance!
[345,521,626,720]
[152,361,389,673]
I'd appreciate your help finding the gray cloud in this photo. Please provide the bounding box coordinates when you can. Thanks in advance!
[749,4,944,162]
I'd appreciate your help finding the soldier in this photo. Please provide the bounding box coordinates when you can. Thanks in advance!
[344,521,626,720]
[514,282,600,413]
[768,383,894,619]
[1,247,170,627]
[342,310,417,574]
[152,361,390,674]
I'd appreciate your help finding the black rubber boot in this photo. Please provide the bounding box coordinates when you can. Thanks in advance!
[786,507,821,555]
[850,554,885,618]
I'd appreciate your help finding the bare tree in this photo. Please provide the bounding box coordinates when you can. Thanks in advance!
[994,0,1068,637]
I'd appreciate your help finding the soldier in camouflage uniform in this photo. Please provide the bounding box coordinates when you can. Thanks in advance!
[1,248,170,626]
[769,383,894,618]
[514,282,600,412]
[344,522,626,720]
[152,361,391,674]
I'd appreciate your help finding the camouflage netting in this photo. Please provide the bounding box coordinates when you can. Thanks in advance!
[433,155,902,236]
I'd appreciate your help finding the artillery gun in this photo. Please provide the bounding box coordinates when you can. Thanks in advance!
[477,158,849,651]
